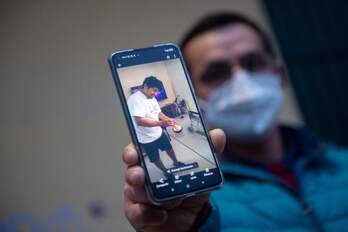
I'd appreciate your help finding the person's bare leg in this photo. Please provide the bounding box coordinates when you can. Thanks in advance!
[166,148,179,163]
[166,148,185,166]
[153,159,174,180]
[153,159,167,173]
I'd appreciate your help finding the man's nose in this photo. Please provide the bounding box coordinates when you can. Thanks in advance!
[231,65,242,76]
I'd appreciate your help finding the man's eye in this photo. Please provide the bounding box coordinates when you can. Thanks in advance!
[200,60,231,83]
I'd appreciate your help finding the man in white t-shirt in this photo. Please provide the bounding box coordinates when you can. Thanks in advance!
[127,76,185,177]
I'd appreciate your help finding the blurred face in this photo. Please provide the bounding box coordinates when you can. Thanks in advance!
[143,85,159,99]
[183,23,282,100]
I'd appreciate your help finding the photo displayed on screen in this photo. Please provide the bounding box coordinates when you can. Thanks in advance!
[117,58,218,189]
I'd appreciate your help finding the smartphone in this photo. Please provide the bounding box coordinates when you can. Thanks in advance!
[108,43,223,204]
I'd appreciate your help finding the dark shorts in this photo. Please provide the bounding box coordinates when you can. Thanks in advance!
[140,132,172,163]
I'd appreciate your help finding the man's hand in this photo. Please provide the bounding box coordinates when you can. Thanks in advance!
[160,119,175,127]
[123,129,225,232]
[158,112,176,127]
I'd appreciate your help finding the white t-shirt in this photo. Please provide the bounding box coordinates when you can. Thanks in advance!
[127,90,163,144]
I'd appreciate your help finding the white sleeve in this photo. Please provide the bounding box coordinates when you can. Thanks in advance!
[129,96,146,117]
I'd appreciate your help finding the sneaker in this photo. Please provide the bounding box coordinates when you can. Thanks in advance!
[173,161,186,168]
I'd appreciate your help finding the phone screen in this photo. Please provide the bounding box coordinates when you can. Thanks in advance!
[109,44,223,202]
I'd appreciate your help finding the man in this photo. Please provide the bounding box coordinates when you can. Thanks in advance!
[127,76,185,178]
[123,13,348,231]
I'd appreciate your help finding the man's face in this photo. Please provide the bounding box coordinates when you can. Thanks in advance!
[143,85,159,99]
[183,23,282,100]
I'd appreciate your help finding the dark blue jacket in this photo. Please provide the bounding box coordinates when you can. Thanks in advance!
[200,126,348,231]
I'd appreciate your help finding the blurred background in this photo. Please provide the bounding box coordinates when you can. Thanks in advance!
[1,0,346,231]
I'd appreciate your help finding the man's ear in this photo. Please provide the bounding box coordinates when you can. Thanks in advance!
[274,64,288,88]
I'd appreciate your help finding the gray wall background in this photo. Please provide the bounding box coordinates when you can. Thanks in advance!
[0,0,303,230]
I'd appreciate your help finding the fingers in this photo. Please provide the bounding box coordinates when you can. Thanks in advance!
[125,183,183,210]
[124,170,166,228]
[125,166,145,187]
[125,202,168,228]
[208,128,226,155]
[166,119,174,126]
[124,182,168,228]
[122,144,138,166]
[124,183,149,204]
[160,200,183,210]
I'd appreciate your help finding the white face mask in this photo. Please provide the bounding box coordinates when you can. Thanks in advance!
[202,70,283,143]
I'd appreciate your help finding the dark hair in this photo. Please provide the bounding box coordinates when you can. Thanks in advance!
[180,12,275,59]
[142,76,163,89]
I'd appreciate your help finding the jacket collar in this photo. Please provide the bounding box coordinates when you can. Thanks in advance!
[220,126,327,182]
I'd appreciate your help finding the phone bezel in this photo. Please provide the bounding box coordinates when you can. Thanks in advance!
[108,43,224,204]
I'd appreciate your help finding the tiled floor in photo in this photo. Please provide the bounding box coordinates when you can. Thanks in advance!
[144,114,217,182]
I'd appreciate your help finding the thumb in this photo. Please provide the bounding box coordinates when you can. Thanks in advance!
[208,128,226,158]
